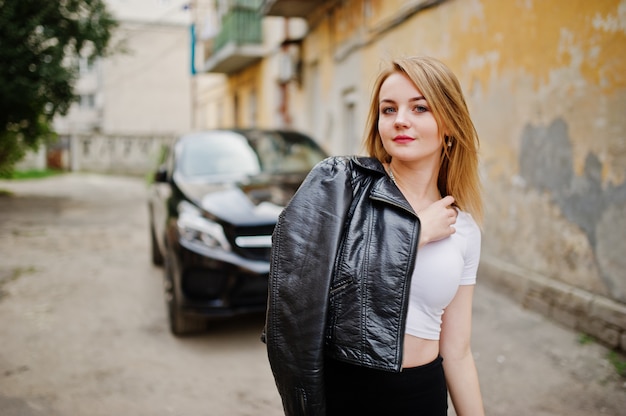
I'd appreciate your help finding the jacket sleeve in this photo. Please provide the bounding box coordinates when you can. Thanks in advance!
[265,156,354,416]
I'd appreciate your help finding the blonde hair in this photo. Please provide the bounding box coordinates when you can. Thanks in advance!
[363,56,483,223]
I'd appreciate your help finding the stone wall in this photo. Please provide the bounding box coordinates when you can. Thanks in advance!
[69,134,175,176]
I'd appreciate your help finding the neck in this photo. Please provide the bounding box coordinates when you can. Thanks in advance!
[388,161,441,202]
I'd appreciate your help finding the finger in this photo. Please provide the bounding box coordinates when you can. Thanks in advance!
[439,195,455,206]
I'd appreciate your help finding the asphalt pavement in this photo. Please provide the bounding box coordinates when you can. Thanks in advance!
[468,278,626,415]
[0,173,624,416]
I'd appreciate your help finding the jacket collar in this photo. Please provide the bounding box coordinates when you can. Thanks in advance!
[351,156,416,216]
[352,156,386,174]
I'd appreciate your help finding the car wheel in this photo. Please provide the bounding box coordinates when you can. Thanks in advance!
[163,248,206,336]
[150,223,165,266]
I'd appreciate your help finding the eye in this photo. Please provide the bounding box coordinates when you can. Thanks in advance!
[414,105,428,113]
[381,106,396,114]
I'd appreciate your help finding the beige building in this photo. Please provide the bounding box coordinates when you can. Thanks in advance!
[53,22,192,136]
[48,0,197,174]
[194,0,626,351]
[55,0,194,136]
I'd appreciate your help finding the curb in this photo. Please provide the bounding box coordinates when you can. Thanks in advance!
[480,256,626,352]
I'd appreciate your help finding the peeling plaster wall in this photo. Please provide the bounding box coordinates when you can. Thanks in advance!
[430,0,626,303]
[518,118,626,300]
[199,0,626,307]
[300,0,626,305]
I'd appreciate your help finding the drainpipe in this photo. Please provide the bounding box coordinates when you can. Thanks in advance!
[190,0,198,130]
[278,18,292,128]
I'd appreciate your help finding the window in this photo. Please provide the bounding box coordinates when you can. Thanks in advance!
[78,57,95,75]
[79,94,96,110]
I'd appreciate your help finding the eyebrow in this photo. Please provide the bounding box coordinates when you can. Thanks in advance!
[379,96,426,104]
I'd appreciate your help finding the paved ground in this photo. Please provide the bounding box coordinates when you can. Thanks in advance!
[0,173,624,416]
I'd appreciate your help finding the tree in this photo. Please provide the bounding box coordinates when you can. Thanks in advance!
[0,0,118,176]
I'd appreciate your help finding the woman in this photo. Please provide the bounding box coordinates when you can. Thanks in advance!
[264,56,485,415]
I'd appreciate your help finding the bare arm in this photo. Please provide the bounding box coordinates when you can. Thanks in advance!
[439,285,485,416]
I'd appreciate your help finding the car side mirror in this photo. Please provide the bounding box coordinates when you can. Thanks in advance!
[154,166,168,183]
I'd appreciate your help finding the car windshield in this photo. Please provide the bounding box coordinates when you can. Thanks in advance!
[179,133,261,177]
[177,130,326,178]
[247,130,326,174]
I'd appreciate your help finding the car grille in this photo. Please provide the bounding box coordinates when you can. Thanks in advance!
[183,268,227,299]
[230,224,275,261]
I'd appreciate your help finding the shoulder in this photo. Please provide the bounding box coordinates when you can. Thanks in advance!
[309,156,351,175]
[455,210,481,241]
[352,156,386,175]
[310,156,385,178]
[314,155,383,170]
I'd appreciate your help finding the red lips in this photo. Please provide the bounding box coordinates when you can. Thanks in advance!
[393,135,414,144]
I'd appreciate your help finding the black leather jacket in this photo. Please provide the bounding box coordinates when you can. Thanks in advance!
[265,156,421,416]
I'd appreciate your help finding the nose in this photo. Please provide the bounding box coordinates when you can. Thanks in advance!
[393,109,410,128]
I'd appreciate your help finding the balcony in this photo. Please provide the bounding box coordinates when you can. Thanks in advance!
[260,0,320,18]
[203,1,264,74]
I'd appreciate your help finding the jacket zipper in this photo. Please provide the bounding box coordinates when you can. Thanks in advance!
[329,279,352,295]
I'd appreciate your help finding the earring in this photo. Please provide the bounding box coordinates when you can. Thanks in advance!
[445,136,452,147]
[447,140,452,147]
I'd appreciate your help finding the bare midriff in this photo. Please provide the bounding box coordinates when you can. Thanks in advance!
[402,334,440,369]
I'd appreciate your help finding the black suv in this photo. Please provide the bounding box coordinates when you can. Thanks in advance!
[148,129,327,335]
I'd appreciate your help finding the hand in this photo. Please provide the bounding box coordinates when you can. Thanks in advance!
[417,195,457,246]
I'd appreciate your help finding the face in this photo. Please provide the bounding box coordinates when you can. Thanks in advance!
[377,72,442,166]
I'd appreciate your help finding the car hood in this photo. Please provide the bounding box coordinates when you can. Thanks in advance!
[175,173,306,225]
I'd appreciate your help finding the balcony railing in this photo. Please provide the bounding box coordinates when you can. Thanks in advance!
[203,1,264,74]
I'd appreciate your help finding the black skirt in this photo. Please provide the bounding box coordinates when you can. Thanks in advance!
[324,355,448,416]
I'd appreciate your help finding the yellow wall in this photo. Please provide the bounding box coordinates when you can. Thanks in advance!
[297,0,626,303]
[198,0,626,304]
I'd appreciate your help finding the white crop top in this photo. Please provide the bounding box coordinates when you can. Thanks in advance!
[405,210,481,340]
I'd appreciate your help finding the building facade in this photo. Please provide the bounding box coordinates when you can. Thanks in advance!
[195,0,626,350]
[50,0,195,174]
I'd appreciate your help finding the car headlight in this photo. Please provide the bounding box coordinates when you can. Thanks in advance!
[177,201,231,251]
